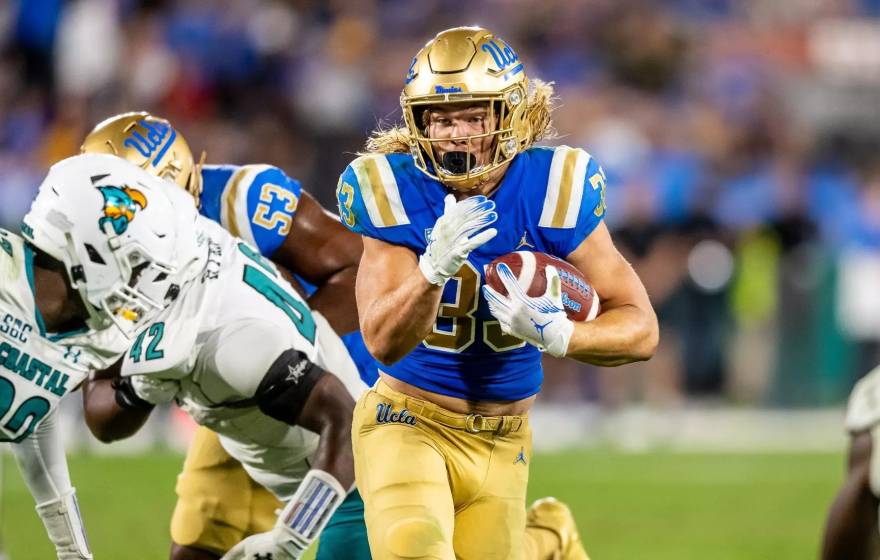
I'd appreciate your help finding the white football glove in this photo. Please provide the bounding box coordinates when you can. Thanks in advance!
[129,374,179,405]
[482,264,574,358]
[221,469,345,560]
[419,194,498,286]
[220,527,306,560]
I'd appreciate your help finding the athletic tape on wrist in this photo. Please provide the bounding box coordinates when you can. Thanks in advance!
[276,469,347,546]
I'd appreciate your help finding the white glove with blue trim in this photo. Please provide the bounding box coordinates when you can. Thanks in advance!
[220,469,345,560]
[482,263,574,358]
[419,194,498,286]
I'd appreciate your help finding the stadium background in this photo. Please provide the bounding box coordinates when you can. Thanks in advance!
[2,0,880,558]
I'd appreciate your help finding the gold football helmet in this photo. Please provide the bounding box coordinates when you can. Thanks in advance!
[402,26,532,190]
[81,112,203,204]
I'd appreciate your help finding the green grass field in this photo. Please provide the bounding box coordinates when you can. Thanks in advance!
[0,449,845,559]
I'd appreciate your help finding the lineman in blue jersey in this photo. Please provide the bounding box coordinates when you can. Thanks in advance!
[338,27,659,560]
[81,113,374,560]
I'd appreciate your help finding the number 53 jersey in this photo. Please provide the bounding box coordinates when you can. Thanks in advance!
[121,217,362,499]
[336,146,608,402]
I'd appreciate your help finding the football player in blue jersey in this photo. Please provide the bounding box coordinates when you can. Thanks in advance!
[337,27,659,560]
[81,113,375,560]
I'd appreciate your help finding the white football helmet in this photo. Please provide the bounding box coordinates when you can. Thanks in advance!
[22,153,204,337]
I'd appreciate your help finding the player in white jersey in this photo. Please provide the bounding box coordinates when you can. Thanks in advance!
[81,111,372,560]
[82,214,361,560]
[4,153,200,558]
[822,365,880,559]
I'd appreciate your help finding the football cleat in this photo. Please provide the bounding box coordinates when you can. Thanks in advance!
[526,497,590,560]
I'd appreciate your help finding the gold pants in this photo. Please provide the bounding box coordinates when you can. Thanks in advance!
[170,426,281,555]
[353,380,534,560]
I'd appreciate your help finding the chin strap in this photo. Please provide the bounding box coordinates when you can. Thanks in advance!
[36,488,92,559]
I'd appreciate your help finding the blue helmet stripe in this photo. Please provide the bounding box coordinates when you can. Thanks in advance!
[151,129,177,168]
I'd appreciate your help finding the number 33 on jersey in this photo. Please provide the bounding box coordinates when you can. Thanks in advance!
[336,145,607,401]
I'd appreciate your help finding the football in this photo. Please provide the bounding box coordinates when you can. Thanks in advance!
[484,251,600,322]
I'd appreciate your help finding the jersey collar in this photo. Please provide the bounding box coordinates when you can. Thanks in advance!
[23,243,47,337]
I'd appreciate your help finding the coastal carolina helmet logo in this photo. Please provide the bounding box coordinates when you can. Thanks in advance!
[97,185,148,234]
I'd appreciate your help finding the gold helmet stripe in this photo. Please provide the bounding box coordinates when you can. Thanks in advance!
[540,147,591,229]
[351,156,410,228]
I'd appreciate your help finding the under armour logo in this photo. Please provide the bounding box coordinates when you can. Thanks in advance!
[530,318,551,342]
[286,359,309,383]
[63,346,82,364]
[514,447,527,465]
[516,230,534,250]
[253,554,273,560]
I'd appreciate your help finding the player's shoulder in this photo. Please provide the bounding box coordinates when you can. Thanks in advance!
[200,163,301,257]
[0,229,27,285]
[846,365,880,432]
[0,229,21,262]
[337,152,420,234]
[201,163,301,207]
[517,145,607,230]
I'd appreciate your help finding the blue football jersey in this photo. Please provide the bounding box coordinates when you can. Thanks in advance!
[199,163,379,386]
[337,146,607,400]
[200,164,301,257]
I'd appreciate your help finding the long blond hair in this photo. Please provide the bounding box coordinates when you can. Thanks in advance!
[364,79,557,155]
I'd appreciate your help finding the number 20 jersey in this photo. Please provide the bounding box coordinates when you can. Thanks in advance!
[337,146,608,401]
[0,231,120,443]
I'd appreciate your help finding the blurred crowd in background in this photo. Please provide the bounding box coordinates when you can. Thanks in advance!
[3,0,880,412]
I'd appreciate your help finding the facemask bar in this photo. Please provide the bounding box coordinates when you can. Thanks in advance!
[65,225,180,338]
[103,242,179,337]
[402,85,525,190]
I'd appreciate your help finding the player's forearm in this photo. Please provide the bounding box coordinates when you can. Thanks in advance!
[81,378,152,442]
[307,265,359,335]
[310,420,355,490]
[564,304,659,366]
[296,374,356,489]
[360,275,443,365]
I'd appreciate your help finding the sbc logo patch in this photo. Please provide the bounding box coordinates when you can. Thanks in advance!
[98,185,147,234]
[376,403,416,426]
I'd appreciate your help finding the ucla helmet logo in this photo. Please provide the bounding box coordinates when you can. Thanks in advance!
[97,185,148,234]
[82,112,204,206]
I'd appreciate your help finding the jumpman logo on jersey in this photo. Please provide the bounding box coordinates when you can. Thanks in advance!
[516,230,535,250]
[530,318,551,342]
[514,447,527,465]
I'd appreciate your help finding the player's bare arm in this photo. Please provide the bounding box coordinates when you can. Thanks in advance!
[356,237,444,365]
[81,363,155,443]
[273,191,363,335]
[822,431,880,559]
[292,372,356,489]
[564,222,658,365]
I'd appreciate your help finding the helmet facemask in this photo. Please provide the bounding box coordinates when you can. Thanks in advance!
[23,153,203,340]
[399,27,535,191]
[403,84,528,191]
[64,221,182,337]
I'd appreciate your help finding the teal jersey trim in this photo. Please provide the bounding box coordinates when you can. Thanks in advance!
[23,244,47,337]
